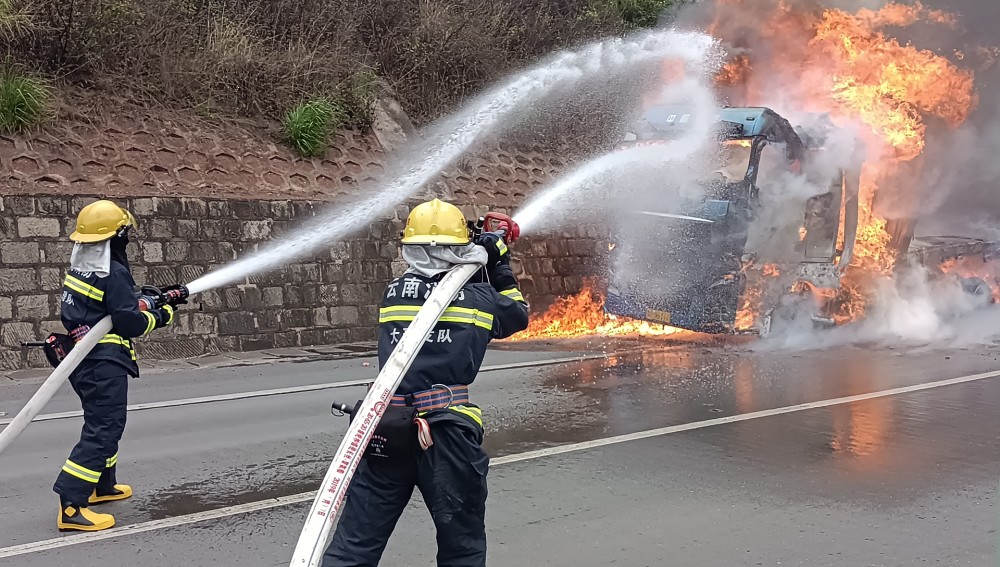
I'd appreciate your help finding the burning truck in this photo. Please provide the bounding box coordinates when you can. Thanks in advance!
[509,1,1000,342]
[603,105,997,336]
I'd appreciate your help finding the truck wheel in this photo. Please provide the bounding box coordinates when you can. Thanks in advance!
[759,309,775,338]
[960,277,993,306]
[759,293,813,338]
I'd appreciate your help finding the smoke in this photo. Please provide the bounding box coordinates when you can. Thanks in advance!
[757,264,1000,350]
[746,117,868,263]
[657,0,1000,349]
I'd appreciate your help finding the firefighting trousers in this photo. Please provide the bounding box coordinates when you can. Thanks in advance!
[53,360,128,506]
[323,419,489,567]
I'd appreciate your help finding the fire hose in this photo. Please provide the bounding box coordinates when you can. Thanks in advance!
[289,214,517,566]
[0,285,189,456]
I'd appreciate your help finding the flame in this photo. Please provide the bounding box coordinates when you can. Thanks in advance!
[938,256,1000,302]
[735,263,781,330]
[710,0,979,326]
[716,55,752,88]
[850,1,957,29]
[811,8,975,160]
[506,281,687,340]
[735,290,760,330]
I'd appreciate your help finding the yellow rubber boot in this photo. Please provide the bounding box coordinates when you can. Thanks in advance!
[89,484,133,505]
[58,504,115,532]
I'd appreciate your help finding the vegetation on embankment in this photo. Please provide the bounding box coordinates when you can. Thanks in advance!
[0,68,49,133]
[3,0,688,153]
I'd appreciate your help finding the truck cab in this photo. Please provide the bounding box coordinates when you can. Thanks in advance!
[604,106,861,334]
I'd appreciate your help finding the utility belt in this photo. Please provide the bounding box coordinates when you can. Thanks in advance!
[390,384,470,411]
[35,326,135,368]
[342,384,477,462]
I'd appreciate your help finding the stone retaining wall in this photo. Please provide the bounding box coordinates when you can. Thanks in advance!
[0,100,609,370]
[0,194,402,369]
[0,193,606,370]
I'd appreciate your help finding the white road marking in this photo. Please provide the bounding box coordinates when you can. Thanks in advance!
[3,366,997,559]
[0,493,313,558]
[0,354,611,426]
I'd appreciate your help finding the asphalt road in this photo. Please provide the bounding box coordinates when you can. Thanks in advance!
[1,337,999,567]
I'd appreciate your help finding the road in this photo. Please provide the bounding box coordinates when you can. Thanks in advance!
[1,337,999,566]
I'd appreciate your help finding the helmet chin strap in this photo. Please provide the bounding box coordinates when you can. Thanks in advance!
[115,225,131,242]
[110,227,131,270]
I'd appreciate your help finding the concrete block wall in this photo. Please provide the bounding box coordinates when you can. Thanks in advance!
[0,193,608,370]
[0,195,401,370]
[0,101,611,370]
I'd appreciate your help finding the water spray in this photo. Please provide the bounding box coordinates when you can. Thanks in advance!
[0,30,719,457]
[186,29,721,296]
[513,77,719,233]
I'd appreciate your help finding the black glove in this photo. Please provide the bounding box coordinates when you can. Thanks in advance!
[475,232,510,269]
[157,305,176,327]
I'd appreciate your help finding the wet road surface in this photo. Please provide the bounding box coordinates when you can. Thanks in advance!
[1,338,999,566]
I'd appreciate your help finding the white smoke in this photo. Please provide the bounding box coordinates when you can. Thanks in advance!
[758,265,1000,350]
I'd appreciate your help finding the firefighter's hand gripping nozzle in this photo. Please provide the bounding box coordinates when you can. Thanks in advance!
[470,212,520,244]
[24,284,190,369]
[137,284,190,311]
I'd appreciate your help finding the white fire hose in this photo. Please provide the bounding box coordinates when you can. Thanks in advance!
[289,262,479,566]
[0,315,114,455]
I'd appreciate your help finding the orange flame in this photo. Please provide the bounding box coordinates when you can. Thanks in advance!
[735,289,760,330]
[506,282,687,340]
[735,264,781,330]
[520,2,981,336]
[938,257,1000,302]
[712,0,979,326]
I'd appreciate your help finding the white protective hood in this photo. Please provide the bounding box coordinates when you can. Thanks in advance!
[69,241,112,277]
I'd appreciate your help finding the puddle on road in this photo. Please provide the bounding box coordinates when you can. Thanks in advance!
[138,454,329,520]
[484,341,1000,458]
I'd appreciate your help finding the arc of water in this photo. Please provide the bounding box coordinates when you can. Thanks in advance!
[513,76,721,232]
[187,30,721,295]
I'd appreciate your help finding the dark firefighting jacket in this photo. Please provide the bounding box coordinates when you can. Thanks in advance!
[61,260,173,377]
[376,262,529,429]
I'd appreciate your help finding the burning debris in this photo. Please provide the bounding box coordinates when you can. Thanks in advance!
[937,256,1000,303]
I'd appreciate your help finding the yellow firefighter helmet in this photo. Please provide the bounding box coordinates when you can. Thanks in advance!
[70,200,136,243]
[401,199,470,245]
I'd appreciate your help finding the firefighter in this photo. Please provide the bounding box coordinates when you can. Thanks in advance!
[53,200,180,531]
[323,199,529,566]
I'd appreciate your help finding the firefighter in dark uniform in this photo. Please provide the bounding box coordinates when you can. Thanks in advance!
[323,199,529,566]
[54,200,178,531]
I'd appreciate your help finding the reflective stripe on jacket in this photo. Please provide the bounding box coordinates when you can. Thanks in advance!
[60,260,171,377]
[376,267,529,427]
